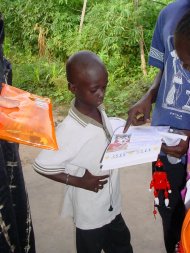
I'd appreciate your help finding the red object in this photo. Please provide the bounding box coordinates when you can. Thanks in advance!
[178,241,184,253]
[150,171,170,191]
[149,159,172,215]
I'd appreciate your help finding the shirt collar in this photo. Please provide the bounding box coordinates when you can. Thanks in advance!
[69,99,105,128]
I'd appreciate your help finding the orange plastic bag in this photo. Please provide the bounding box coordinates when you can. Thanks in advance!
[0,83,58,150]
[179,209,190,253]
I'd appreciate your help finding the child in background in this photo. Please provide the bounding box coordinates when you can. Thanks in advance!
[33,50,133,253]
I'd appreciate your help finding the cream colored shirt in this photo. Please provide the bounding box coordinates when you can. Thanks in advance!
[33,102,121,229]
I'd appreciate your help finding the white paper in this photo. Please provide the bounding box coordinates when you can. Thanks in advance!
[101,118,187,170]
[161,130,187,164]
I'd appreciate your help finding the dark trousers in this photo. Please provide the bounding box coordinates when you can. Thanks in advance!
[0,141,36,253]
[76,214,133,253]
[153,156,186,253]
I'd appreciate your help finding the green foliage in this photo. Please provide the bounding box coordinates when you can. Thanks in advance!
[60,0,171,115]
[11,55,72,103]
[1,0,84,57]
[1,0,172,116]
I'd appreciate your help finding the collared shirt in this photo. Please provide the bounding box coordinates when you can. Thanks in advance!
[33,101,121,229]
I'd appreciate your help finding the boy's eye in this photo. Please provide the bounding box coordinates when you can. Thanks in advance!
[90,89,97,93]
[90,85,107,93]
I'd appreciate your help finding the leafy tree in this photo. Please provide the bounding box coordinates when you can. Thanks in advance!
[1,0,172,116]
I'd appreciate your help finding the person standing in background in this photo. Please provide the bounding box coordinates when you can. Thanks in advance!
[124,1,190,252]
[0,14,36,253]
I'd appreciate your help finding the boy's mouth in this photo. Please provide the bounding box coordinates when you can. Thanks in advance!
[97,99,103,105]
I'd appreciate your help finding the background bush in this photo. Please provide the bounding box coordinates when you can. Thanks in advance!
[1,0,172,116]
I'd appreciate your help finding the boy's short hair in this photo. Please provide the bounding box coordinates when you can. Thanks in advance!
[66,50,106,84]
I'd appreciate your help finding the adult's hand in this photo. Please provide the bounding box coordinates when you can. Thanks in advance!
[123,69,163,133]
[123,97,152,132]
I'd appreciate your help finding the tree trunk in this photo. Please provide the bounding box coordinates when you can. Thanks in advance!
[139,26,147,76]
[134,0,138,8]
[79,0,88,33]
[133,1,147,76]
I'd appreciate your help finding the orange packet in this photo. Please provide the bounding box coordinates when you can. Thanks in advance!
[0,83,58,150]
[181,209,190,253]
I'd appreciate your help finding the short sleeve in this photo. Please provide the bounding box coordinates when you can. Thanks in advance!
[33,120,88,175]
[33,118,99,175]
[148,11,165,70]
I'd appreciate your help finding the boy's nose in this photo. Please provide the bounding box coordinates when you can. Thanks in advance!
[97,89,104,98]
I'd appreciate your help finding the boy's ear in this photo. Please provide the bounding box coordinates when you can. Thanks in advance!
[68,82,77,94]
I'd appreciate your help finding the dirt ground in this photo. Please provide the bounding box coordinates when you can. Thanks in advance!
[20,150,167,253]
[19,108,166,253]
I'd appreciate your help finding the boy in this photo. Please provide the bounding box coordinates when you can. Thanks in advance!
[33,50,133,253]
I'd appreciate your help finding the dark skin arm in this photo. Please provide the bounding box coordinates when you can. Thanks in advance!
[124,68,190,158]
[124,69,163,132]
[161,130,190,158]
[36,169,109,193]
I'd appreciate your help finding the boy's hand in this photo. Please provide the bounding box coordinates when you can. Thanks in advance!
[81,170,109,192]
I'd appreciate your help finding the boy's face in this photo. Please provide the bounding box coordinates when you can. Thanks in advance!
[70,66,108,108]
[175,34,190,72]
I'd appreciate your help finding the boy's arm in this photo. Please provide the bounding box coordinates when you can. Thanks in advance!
[35,168,109,193]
